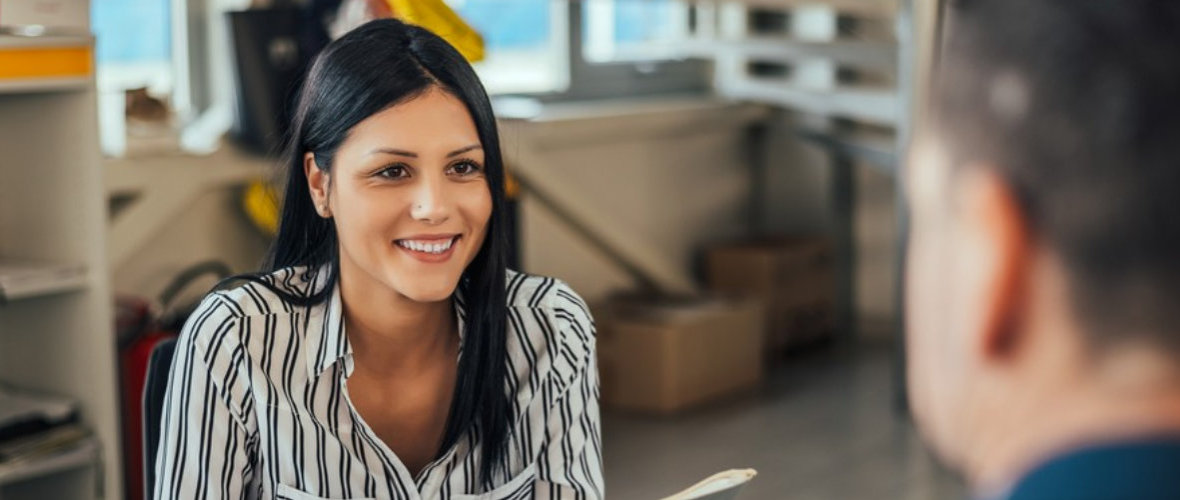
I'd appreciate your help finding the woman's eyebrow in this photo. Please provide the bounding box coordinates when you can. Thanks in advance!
[447,144,482,158]
[368,147,417,158]
[366,144,482,158]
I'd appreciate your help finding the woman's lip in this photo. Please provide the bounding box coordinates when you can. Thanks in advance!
[395,235,460,263]
[396,234,460,242]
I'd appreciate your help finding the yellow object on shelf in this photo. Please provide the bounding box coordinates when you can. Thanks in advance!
[388,0,485,62]
[505,171,520,199]
[0,46,91,80]
[243,180,281,237]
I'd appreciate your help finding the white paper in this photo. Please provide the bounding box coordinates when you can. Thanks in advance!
[662,469,758,500]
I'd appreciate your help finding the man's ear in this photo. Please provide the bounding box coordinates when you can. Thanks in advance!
[305,152,331,218]
[960,166,1033,362]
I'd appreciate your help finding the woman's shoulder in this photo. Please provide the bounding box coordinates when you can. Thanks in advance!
[205,265,322,318]
[502,271,595,397]
[504,270,595,360]
[177,266,318,353]
[504,269,591,318]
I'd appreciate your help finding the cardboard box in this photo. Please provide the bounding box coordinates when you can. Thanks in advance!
[705,237,835,353]
[597,295,764,414]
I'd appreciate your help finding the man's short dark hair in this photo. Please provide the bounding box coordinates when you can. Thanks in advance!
[933,0,1180,352]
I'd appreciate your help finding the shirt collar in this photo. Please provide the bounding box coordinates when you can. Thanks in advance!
[304,264,470,379]
[1001,435,1180,500]
[305,264,350,379]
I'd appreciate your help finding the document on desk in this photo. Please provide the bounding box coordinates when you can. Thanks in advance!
[661,469,757,500]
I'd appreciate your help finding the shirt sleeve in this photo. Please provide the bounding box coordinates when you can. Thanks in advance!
[534,285,604,499]
[154,293,256,500]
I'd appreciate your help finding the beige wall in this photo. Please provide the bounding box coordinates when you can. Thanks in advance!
[516,124,756,302]
[112,187,270,306]
[513,104,900,333]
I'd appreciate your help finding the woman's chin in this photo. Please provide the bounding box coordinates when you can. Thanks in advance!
[394,278,460,304]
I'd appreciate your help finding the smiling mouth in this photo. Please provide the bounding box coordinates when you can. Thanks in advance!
[395,235,460,255]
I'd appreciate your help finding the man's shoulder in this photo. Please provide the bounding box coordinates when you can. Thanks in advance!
[1007,437,1180,500]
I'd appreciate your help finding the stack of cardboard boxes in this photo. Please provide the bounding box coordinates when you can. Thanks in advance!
[705,237,836,355]
[597,295,764,414]
[596,236,835,415]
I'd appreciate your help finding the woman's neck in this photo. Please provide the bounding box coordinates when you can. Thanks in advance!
[337,262,457,379]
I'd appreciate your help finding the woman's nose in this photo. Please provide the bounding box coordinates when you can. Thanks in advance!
[409,178,451,224]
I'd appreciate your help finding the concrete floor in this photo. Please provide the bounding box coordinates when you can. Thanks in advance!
[602,341,967,500]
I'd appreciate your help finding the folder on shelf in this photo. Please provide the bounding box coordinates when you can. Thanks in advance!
[0,385,78,443]
[0,260,87,302]
[0,424,90,465]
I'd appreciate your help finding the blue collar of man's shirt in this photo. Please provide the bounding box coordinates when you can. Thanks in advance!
[981,435,1180,500]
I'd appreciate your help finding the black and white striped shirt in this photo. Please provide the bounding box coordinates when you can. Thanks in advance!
[153,266,603,499]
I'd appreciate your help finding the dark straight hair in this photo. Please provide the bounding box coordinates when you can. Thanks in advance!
[935,0,1180,352]
[231,18,511,485]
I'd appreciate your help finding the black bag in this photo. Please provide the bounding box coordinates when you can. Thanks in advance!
[227,6,312,154]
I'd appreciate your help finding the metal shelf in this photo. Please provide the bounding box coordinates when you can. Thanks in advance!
[796,126,898,173]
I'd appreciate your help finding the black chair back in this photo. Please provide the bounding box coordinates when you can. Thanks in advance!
[142,337,178,500]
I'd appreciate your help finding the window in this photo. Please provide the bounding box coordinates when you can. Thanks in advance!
[92,0,175,155]
[447,0,569,94]
[92,0,173,92]
[582,0,691,63]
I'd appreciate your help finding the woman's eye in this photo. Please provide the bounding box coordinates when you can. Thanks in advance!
[377,165,408,179]
[449,161,482,176]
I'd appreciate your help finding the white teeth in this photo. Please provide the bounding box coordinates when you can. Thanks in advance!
[398,237,455,254]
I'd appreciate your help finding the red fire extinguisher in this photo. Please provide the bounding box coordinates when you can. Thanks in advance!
[117,261,233,500]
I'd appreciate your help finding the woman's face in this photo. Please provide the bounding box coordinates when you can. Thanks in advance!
[307,87,492,303]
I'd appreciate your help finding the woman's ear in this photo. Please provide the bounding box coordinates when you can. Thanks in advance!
[304,152,332,218]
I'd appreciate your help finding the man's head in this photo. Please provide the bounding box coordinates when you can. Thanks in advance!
[906,0,1180,489]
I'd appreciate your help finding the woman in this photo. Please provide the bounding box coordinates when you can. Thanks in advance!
[154,19,602,500]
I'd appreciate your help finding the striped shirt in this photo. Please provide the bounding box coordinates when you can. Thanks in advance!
[153,266,603,499]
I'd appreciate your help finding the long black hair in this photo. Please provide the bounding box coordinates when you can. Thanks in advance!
[234,18,511,485]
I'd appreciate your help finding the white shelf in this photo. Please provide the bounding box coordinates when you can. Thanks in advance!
[0,438,98,486]
[0,77,91,95]
[722,0,897,17]
[0,32,92,50]
[685,38,898,70]
[723,79,899,125]
[104,143,273,195]
[0,261,88,303]
[104,143,275,268]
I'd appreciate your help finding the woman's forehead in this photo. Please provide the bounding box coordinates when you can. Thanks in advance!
[344,89,481,154]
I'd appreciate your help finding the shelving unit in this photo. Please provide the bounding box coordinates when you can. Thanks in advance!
[684,0,911,348]
[0,20,123,500]
[690,0,901,127]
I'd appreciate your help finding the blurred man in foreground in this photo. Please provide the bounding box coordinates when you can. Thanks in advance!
[905,1,1180,498]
